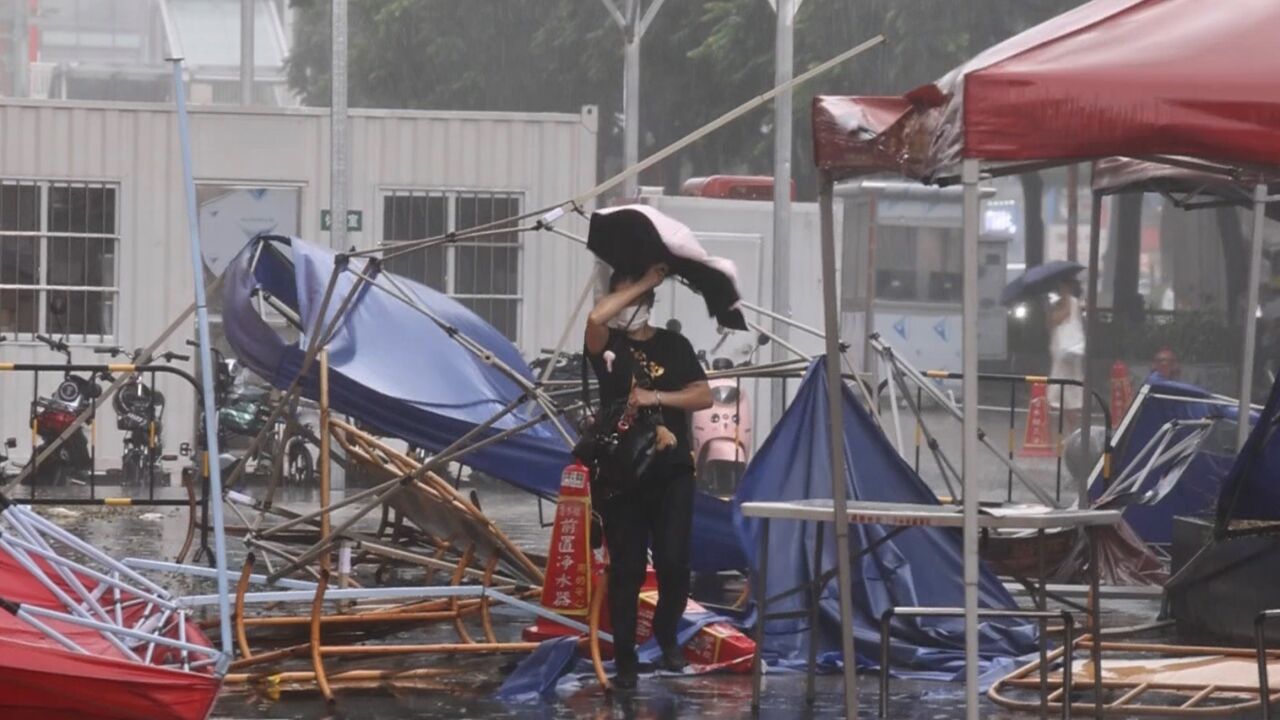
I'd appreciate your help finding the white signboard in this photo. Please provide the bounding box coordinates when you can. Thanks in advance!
[197,187,300,276]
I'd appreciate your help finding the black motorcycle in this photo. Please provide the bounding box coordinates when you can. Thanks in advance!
[25,334,104,486]
[95,346,189,486]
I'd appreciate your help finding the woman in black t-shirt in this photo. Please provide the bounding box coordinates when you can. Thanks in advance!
[584,263,712,689]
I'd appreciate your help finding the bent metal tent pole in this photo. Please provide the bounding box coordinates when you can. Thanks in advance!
[349,267,576,447]
[1238,183,1269,450]
[170,56,233,657]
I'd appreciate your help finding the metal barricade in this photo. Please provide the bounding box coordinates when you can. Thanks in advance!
[879,606,1075,720]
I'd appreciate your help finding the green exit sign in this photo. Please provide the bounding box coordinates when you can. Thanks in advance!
[321,209,363,232]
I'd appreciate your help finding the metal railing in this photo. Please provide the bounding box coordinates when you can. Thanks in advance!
[0,361,212,561]
[876,370,1112,503]
[1258,609,1280,719]
[879,606,1075,720]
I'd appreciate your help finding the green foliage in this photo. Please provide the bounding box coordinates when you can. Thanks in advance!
[1096,311,1239,365]
[285,0,1086,194]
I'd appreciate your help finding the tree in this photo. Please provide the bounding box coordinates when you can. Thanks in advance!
[285,0,1087,197]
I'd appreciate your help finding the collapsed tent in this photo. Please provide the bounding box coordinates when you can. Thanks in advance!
[222,236,747,572]
[733,359,1035,675]
[0,497,222,720]
[1216,373,1280,531]
[1090,377,1245,545]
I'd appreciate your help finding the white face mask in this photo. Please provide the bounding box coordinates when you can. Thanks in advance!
[608,304,651,332]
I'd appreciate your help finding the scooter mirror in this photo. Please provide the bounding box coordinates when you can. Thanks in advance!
[756,333,770,346]
[4,437,16,449]
[48,294,67,317]
[665,318,682,333]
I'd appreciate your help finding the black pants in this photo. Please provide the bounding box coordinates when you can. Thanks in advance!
[599,466,695,668]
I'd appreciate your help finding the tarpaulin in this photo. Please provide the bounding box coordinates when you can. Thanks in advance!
[1216,373,1280,531]
[732,359,1036,677]
[222,237,748,572]
[1090,376,1244,544]
[494,636,580,703]
[813,0,1280,180]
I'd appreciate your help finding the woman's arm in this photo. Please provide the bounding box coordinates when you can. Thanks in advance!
[584,264,668,354]
[1047,296,1071,327]
[630,380,713,412]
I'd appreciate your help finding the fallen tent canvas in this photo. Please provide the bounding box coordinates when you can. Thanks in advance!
[732,359,1036,677]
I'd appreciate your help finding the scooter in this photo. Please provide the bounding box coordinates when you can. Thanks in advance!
[95,346,189,486]
[25,334,104,486]
[204,343,316,487]
[690,333,767,498]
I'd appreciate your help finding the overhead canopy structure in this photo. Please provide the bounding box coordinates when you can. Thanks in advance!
[811,1,1280,715]
[1092,157,1280,225]
[222,236,748,573]
[815,0,1280,182]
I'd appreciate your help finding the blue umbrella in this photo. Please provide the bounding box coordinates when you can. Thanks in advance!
[1001,260,1085,306]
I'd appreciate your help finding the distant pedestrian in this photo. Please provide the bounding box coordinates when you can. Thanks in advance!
[1152,347,1181,381]
[1048,277,1085,429]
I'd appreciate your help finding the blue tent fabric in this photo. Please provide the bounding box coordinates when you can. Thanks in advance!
[222,237,748,572]
[732,359,1036,677]
[1089,376,1244,544]
[1216,373,1280,529]
[494,636,580,703]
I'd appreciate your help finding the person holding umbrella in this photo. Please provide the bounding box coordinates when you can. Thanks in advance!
[1048,275,1086,430]
[584,261,713,688]
[1003,260,1087,430]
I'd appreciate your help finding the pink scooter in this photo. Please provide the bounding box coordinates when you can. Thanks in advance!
[690,332,768,498]
[691,359,753,497]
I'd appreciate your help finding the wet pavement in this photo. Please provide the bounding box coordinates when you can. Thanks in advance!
[9,404,1176,720]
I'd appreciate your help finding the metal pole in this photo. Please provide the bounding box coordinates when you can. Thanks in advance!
[12,0,29,98]
[622,0,640,199]
[770,0,795,424]
[170,57,233,657]
[1081,191,1103,504]
[819,172,858,716]
[319,350,332,573]
[1067,165,1079,263]
[1237,183,1267,450]
[240,0,254,105]
[961,159,981,719]
[330,0,349,251]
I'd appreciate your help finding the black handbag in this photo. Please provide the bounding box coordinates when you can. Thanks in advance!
[571,340,660,497]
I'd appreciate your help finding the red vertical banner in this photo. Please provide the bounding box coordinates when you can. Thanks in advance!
[535,463,593,618]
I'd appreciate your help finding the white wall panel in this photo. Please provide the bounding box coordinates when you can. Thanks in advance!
[0,99,597,465]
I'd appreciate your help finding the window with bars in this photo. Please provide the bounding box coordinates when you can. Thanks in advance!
[0,181,119,341]
[381,190,522,341]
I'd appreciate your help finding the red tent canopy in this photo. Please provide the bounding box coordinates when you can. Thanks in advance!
[814,0,1280,180]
